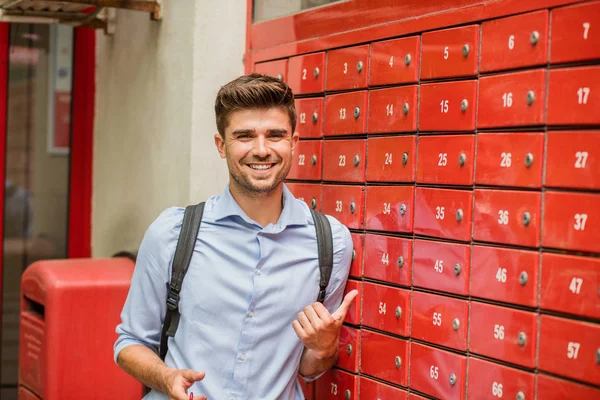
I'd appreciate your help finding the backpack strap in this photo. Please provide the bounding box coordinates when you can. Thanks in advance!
[310,209,334,304]
[159,202,205,361]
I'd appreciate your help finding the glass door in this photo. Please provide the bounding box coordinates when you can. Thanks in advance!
[0,23,73,400]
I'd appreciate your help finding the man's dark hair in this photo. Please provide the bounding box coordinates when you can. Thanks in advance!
[214,73,297,136]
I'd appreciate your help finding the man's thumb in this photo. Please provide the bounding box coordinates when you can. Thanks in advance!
[332,289,359,320]
[182,370,205,382]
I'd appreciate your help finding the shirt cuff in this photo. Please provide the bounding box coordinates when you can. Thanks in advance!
[114,338,156,364]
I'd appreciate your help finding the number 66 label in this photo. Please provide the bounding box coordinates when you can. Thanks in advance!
[466,357,535,400]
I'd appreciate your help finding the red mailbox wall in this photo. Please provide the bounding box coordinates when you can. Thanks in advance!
[18,258,143,400]
[249,1,600,398]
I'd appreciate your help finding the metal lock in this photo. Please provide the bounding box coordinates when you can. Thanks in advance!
[350,202,356,214]
[526,91,535,106]
[454,263,461,276]
[596,348,600,364]
[312,112,318,124]
[462,44,470,57]
[524,153,534,168]
[460,99,469,112]
[452,318,460,330]
[345,389,351,400]
[518,331,527,347]
[276,73,283,81]
[353,155,360,167]
[530,30,539,45]
[522,212,531,227]
[397,256,404,268]
[404,53,411,66]
[449,373,457,386]
[357,61,364,73]
[313,67,320,78]
[456,209,464,222]
[516,391,525,400]
[402,152,409,165]
[395,306,402,319]
[395,355,402,368]
[353,107,361,119]
[458,153,466,167]
[519,271,528,286]
[346,344,353,355]
[311,198,317,210]
[352,249,356,261]
[403,102,410,115]
[399,203,407,215]
[311,155,317,166]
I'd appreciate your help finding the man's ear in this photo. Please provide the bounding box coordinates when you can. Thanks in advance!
[214,133,226,159]
[291,131,300,153]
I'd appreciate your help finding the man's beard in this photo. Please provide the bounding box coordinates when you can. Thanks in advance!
[228,156,291,196]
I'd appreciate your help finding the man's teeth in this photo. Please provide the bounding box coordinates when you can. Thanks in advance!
[249,164,272,170]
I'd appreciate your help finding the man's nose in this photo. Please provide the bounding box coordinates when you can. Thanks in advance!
[252,136,270,158]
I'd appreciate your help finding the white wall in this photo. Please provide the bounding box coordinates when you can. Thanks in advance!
[93,0,246,257]
[189,0,245,202]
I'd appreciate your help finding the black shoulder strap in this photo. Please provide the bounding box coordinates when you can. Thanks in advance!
[159,202,205,361]
[310,209,334,304]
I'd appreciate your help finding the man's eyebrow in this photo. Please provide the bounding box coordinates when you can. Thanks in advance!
[231,128,289,135]
[267,128,289,134]
[231,129,255,135]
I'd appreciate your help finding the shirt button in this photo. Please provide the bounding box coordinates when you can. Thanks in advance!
[240,354,246,361]
[257,270,262,275]
[248,312,254,318]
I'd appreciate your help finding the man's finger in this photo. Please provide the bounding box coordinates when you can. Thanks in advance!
[303,304,321,326]
[297,311,316,335]
[312,302,334,324]
[331,290,359,321]
[292,320,308,340]
[171,386,189,400]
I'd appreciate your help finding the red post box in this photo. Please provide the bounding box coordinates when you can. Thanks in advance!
[18,258,143,400]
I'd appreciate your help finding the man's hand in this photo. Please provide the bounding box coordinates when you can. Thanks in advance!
[164,369,207,400]
[292,290,359,359]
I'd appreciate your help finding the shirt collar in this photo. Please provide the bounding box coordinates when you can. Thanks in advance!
[212,183,308,228]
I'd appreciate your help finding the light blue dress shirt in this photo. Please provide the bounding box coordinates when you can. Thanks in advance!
[114,184,353,400]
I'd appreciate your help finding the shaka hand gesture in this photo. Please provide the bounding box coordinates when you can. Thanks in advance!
[292,289,359,359]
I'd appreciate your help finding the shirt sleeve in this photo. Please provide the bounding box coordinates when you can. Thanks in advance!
[322,216,353,314]
[301,216,353,382]
[113,207,184,363]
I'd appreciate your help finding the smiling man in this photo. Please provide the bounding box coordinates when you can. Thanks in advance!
[113,74,356,400]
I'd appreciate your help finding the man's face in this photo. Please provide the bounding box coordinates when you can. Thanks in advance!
[215,108,299,196]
